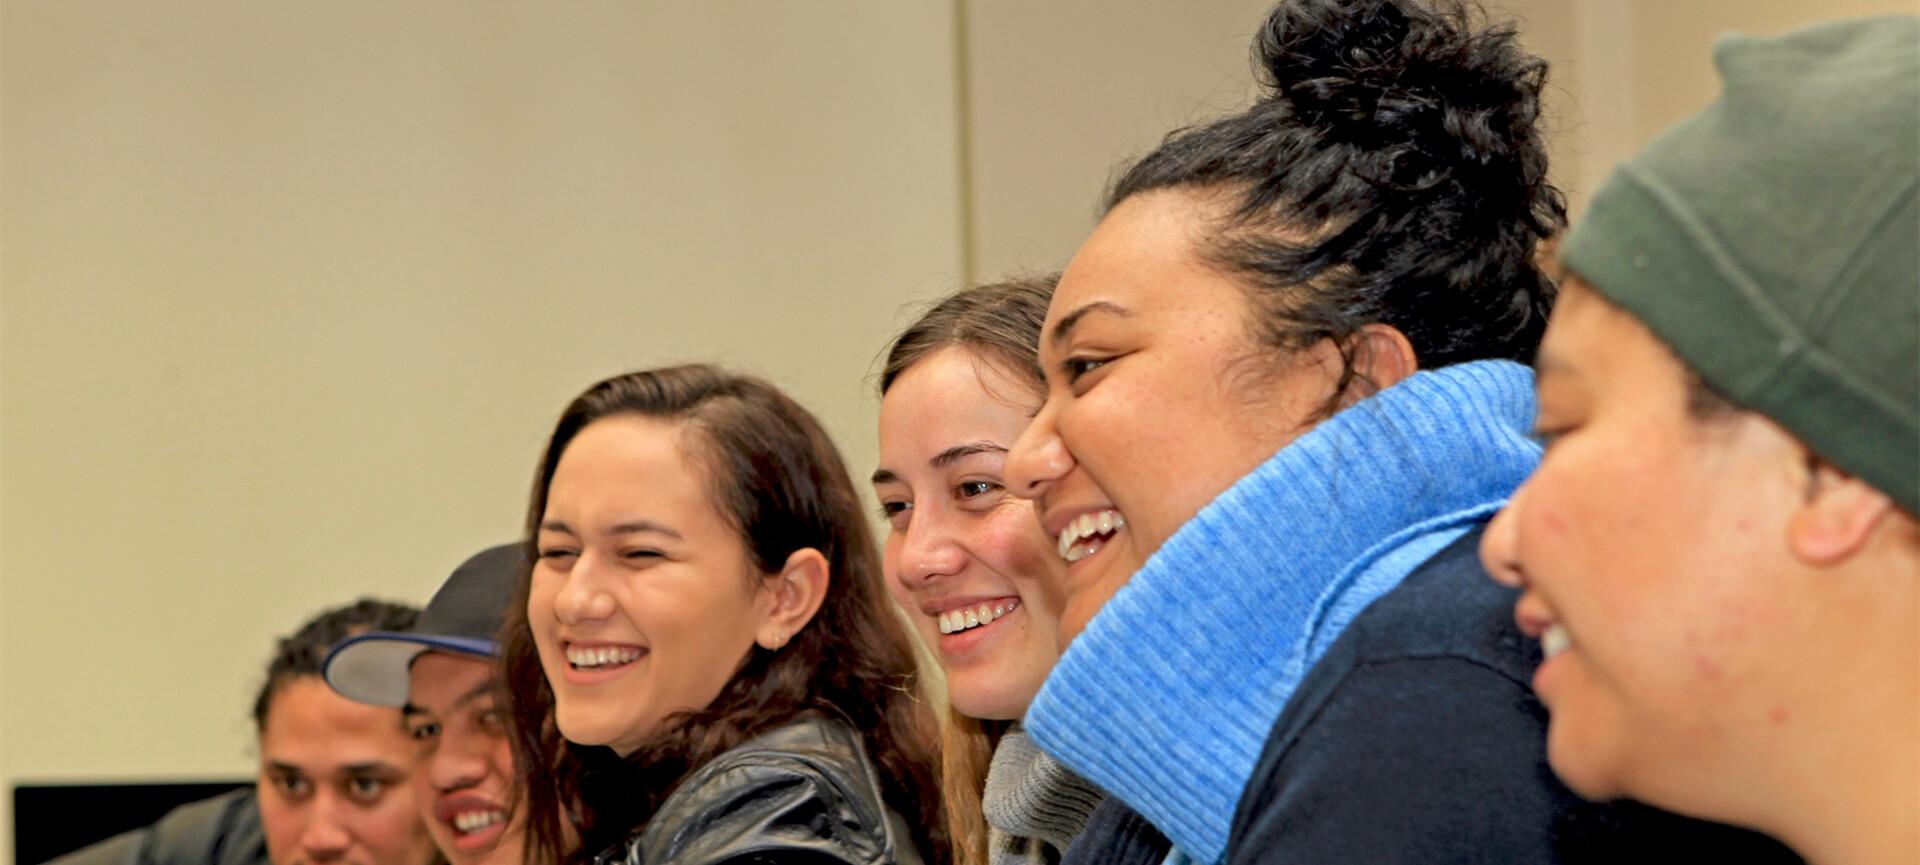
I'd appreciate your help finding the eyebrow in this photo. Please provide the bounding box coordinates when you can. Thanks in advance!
[343,762,403,778]
[1048,301,1131,347]
[453,680,496,711]
[872,441,1008,486]
[401,680,493,718]
[538,519,683,541]
[932,441,1006,468]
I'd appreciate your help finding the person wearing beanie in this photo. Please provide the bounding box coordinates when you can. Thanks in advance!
[1482,16,1918,865]
[325,544,531,865]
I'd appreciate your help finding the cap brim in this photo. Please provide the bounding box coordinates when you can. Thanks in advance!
[322,632,497,707]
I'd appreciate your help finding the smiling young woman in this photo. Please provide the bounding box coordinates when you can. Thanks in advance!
[873,277,1105,865]
[499,365,943,864]
[1482,18,1918,865]
[998,1,1799,863]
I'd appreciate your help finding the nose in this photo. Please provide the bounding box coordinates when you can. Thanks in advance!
[1481,482,1529,588]
[299,791,353,861]
[896,505,966,588]
[551,552,618,626]
[1005,399,1073,501]
[429,730,489,794]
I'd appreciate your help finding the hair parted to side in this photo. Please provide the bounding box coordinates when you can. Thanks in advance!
[880,276,1056,865]
[251,598,420,732]
[500,364,945,864]
[881,275,1058,398]
[1110,0,1566,410]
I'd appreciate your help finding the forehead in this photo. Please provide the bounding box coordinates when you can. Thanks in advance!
[1049,190,1252,343]
[547,415,721,526]
[1538,278,1680,385]
[406,651,494,708]
[261,677,410,770]
[880,348,1036,453]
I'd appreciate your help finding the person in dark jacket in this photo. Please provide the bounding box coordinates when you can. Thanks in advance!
[1482,17,1917,865]
[52,599,435,865]
[499,365,945,864]
[1001,1,1800,862]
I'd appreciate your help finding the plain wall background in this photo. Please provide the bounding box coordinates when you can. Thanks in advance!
[4,1,1911,862]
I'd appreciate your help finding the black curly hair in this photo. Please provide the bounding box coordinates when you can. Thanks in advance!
[250,598,420,732]
[1109,0,1565,408]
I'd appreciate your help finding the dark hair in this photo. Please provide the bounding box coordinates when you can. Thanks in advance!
[501,364,944,864]
[879,277,1055,865]
[881,275,1058,398]
[251,598,420,732]
[1109,0,1565,410]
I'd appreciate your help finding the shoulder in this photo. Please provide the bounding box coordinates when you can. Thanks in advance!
[50,788,266,865]
[620,717,919,865]
[1229,530,1804,865]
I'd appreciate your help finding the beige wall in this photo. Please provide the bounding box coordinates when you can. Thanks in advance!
[4,2,1906,863]
[1,3,961,861]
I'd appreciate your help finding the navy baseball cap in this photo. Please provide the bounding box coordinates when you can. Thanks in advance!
[323,542,526,707]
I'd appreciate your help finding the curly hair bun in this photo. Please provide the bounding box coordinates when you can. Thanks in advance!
[1255,0,1548,190]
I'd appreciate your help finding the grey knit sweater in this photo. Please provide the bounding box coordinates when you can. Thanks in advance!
[982,726,1106,865]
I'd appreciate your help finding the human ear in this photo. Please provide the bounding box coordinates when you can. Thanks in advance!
[1787,458,1899,566]
[756,548,830,650]
[1346,323,1419,400]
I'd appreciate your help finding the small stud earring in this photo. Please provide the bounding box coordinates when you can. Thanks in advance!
[772,629,787,649]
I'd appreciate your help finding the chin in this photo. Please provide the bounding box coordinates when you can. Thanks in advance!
[1546,724,1628,802]
[554,706,620,748]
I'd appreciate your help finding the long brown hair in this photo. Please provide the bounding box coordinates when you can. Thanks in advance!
[501,364,944,864]
[880,276,1056,865]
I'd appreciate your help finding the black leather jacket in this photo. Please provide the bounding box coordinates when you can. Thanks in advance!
[589,717,925,865]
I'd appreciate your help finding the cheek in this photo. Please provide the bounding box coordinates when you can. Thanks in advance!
[980,507,1062,607]
[880,534,914,605]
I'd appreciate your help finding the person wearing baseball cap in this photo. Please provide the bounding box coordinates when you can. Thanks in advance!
[326,543,529,865]
[1481,16,1917,865]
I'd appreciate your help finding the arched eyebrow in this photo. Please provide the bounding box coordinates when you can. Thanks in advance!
[931,441,1006,468]
[538,519,683,541]
[1048,301,1131,346]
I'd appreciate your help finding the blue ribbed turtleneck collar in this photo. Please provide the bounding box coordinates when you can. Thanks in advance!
[1023,359,1541,863]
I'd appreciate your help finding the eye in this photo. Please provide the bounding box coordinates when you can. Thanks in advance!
[272,773,311,799]
[1063,356,1107,380]
[345,776,387,803]
[477,707,506,734]
[537,547,578,563]
[955,480,1000,500]
[1060,355,1117,391]
[408,720,441,742]
[877,500,911,530]
[622,548,664,564]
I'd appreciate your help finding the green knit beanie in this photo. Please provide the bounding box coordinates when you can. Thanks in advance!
[1563,16,1919,514]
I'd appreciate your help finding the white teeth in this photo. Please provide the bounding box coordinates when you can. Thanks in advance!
[566,645,642,668]
[1056,509,1125,562]
[933,599,1019,635]
[1542,624,1571,659]
[453,809,505,834]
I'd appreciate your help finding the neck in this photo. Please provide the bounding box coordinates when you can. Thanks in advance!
[1751,561,1918,865]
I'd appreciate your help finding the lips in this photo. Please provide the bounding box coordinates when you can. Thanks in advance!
[562,641,645,671]
[936,598,1021,635]
[1051,509,1125,563]
[434,793,509,851]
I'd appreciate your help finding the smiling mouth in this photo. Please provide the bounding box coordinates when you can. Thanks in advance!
[564,644,645,671]
[450,808,507,837]
[1056,509,1125,563]
[1541,624,1571,659]
[937,598,1020,635]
